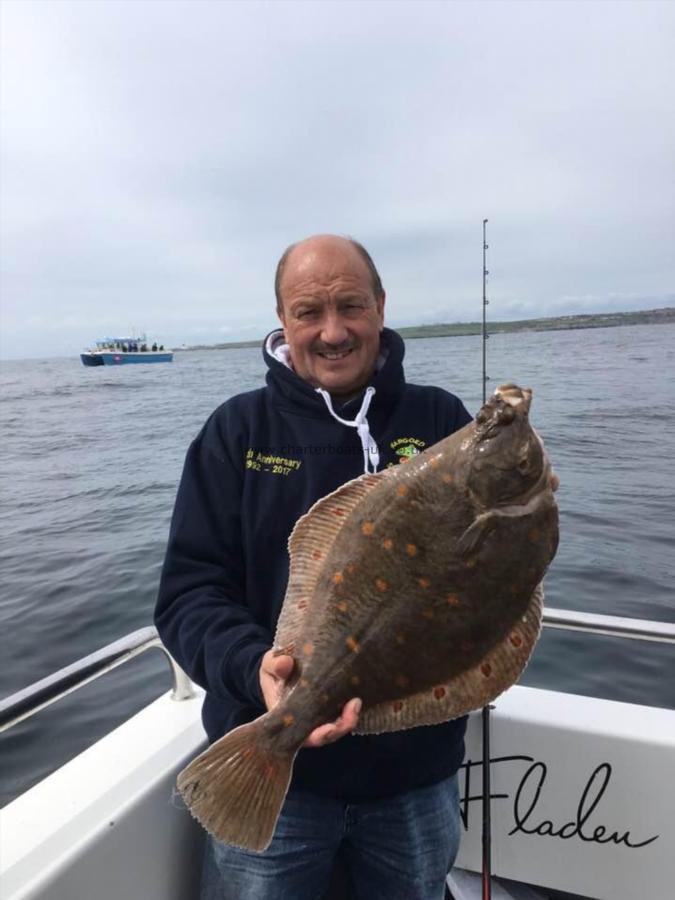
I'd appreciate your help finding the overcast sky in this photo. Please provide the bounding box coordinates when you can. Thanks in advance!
[1,0,673,359]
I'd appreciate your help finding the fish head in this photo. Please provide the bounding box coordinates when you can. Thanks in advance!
[466,384,556,507]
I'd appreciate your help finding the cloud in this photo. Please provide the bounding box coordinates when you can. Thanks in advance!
[1,0,673,358]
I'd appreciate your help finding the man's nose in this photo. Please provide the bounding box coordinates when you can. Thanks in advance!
[320,311,349,346]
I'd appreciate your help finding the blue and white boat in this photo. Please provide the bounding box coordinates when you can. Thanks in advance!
[80,336,173,366]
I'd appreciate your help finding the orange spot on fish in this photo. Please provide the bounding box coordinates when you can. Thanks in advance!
[336,600,349,612]
[375,578,388,592]
[528,528,541,542]
[332,507,345,517]
[297,599,309,610]
[406,543,418,557]
[302,642,314,656]
[346,636,360,653]
[418,577,430,589]
[312,550,322,560]
[429,456,441,469]
[265,764,278,779]
[434,686,446,700]
[392,701,404,713]
[282,714,295,726]
[481,663,492,677]
[421,608,434,619]
[361,521,375,535]
[395,674,410,688]
[509,632,523,647]
[382,538,393,550]
[446,593,460,606]
[350,675,360,686]
[332,572,344,584]
[442,473,454,484]
[396,484,409,497]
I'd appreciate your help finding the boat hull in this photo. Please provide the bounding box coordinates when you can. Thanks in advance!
[100,352,173,365]
[80,353,104,367]
[80,352,173,366]
[2,684,673,900]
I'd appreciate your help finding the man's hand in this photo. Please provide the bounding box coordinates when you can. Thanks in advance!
[259,650,295,711]
[259,649,361,748]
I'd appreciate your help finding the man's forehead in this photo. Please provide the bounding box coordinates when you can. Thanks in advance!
[283,238,371,285]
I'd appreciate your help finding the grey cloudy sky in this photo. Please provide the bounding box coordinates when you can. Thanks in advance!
[1,0,673,359]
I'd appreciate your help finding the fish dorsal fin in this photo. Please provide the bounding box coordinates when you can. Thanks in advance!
[356,583,544,735]
[274,469,391,652]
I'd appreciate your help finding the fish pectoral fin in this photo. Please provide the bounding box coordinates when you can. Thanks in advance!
[455,512,498,558]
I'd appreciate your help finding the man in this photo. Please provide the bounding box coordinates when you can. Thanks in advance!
[155,235,472,899]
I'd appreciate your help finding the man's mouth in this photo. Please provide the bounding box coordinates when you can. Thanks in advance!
[316,348,354,360]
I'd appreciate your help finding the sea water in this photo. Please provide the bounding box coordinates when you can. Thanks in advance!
[1,323,673,805]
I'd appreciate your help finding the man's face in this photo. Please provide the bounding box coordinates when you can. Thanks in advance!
[277,237,385,399]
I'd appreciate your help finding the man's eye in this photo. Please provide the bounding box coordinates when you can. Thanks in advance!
[342,302,367,317]
[297,309,319,320]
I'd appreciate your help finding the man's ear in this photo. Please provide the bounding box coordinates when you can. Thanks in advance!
[377,290,386,329]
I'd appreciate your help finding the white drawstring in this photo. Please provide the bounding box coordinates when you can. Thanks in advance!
[315,386,380,474]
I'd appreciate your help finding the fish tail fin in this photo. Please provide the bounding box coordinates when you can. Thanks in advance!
[177,716,297,852]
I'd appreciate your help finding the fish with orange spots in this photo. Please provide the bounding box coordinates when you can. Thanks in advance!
[177,384,559,851]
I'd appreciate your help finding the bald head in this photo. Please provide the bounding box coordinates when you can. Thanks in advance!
[273,234,386,399]
[274,235,384,315]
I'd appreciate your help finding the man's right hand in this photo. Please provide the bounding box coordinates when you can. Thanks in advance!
[259,649,361,748]
[259,649,295,712]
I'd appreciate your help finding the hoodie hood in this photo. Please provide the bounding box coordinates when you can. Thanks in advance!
[262,327,407,474]
[263,327,406,414]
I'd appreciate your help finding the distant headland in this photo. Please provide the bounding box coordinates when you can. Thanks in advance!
[174,306,674,351]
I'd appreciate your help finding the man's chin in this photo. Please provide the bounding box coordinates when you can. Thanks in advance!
[314,369,367,399]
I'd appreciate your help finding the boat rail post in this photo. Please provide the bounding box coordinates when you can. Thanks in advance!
[0,627,196,735]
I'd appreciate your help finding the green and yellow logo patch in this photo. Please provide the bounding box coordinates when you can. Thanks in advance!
[389,436,426,464]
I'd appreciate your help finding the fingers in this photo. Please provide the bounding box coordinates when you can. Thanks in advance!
[267,653,295,681]
[303,698,362,748]
[259,651,295,711]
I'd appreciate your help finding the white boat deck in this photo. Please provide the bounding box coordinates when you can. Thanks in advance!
[2,682,674,900]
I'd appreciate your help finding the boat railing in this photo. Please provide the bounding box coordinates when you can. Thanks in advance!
[1,609,673,736]
[0,627,195,734]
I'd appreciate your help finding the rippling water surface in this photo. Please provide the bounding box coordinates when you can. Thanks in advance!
[1,324,673,805]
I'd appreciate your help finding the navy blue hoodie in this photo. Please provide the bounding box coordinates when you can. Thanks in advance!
[155,328,472,801]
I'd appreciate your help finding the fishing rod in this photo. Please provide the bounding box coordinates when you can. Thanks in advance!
[481,218,493,900]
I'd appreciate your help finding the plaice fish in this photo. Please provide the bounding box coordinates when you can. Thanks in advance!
[177,383,559,851]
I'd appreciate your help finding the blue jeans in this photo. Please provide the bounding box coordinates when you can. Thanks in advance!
[201,774,461,900]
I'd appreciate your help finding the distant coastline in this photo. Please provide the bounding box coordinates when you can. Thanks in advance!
[173,306,674,351]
